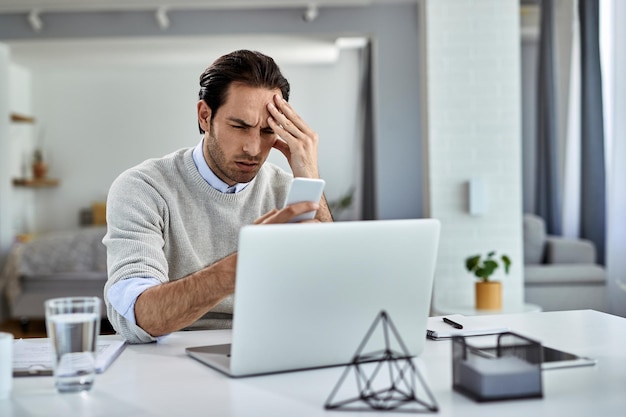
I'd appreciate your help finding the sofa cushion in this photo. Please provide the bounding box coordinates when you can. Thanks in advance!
[523,214,546,265]
[545,236,596,264]
[524,264,606,285]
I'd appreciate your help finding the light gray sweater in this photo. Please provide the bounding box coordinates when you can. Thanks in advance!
[103,147,292,343]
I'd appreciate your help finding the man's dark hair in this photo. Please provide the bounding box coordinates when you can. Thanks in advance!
[198,50,291,133]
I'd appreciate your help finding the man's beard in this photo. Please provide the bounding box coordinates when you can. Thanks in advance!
[204,124,262,185]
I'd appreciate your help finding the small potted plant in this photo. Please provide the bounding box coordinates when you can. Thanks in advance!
[465,251,511,310]
[32,148,48,179]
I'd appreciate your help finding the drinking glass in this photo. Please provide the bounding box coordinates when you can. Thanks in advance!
[45,297,101,393]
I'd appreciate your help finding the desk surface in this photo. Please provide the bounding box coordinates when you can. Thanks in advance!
[3,310,625,417]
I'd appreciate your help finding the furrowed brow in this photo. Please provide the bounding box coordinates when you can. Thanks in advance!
[227,117,253,128]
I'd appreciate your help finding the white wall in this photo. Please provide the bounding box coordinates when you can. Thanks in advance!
[8,63,36,236]
[421,0,524,311]
[0,51,36,269]
[0,44,12,266]
[29,49,360,232]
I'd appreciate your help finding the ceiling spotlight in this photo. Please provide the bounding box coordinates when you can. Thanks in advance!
[303,4,319,22]
[155,6,170,30]
[28,9,43,33]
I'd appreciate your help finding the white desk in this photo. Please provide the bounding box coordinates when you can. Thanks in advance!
[3,310,625,416]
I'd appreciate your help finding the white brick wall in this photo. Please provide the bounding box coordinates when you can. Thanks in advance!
[420,0,524,312]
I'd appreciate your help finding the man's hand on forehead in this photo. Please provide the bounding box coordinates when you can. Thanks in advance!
[267,94,320,179]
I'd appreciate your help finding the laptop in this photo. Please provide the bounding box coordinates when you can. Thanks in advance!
[186,218,440,377]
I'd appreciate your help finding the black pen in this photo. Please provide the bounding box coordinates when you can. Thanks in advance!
[443,317,463,329]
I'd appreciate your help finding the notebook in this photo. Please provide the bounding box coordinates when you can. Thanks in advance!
[186,218,441,377]
[13,338,126,376]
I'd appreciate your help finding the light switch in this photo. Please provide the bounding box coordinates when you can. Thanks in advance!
[469,178,486,216]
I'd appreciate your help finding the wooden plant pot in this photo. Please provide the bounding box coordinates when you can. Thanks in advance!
[475,281,502,310]
[32,161,48,179]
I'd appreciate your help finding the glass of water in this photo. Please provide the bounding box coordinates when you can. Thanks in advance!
[45,297,101,393]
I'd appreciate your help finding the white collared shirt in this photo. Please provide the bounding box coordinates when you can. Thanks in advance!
[191,139,250,193]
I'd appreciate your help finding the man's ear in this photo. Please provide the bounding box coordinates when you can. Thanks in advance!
[197,100,212,132]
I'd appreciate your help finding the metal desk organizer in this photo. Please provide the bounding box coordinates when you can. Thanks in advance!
[452,332,543,402]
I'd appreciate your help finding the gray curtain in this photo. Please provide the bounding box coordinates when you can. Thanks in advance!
[535,0,562,235]
[359,41,377,220]
[578,0,606,264]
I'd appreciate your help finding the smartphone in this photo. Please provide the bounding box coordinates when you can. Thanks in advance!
[283,177,326,222]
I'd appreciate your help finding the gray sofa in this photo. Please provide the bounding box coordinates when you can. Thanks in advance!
[523,213,607,312]
[0,226,108,329]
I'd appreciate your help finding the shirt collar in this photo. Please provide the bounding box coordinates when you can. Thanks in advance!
[192,139,250,193]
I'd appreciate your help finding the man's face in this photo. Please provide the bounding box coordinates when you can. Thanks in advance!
[202,83,281,186]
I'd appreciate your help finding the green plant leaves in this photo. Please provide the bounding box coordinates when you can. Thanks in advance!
[502,255,511,274]
[465,255,481,272]
[464,251,512,282]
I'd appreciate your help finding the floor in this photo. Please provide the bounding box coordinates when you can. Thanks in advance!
[0,318,116,339]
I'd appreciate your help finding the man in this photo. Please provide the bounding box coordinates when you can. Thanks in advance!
[103,50,332,344]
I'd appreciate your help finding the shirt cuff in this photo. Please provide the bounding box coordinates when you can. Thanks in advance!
[107,277,160,325]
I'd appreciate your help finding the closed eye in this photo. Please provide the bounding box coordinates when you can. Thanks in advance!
[227,117,253,130]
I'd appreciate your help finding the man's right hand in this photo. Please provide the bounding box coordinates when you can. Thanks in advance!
[254,201,320,225]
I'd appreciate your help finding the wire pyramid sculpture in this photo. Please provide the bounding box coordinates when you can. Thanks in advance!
[324,311,439,413]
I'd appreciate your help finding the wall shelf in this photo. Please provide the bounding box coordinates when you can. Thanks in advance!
[13,178,59,188]
[10,113,36,124]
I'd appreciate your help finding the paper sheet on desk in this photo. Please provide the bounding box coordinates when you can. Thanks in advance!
[12,338,126,376]
[426,315,509,340]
